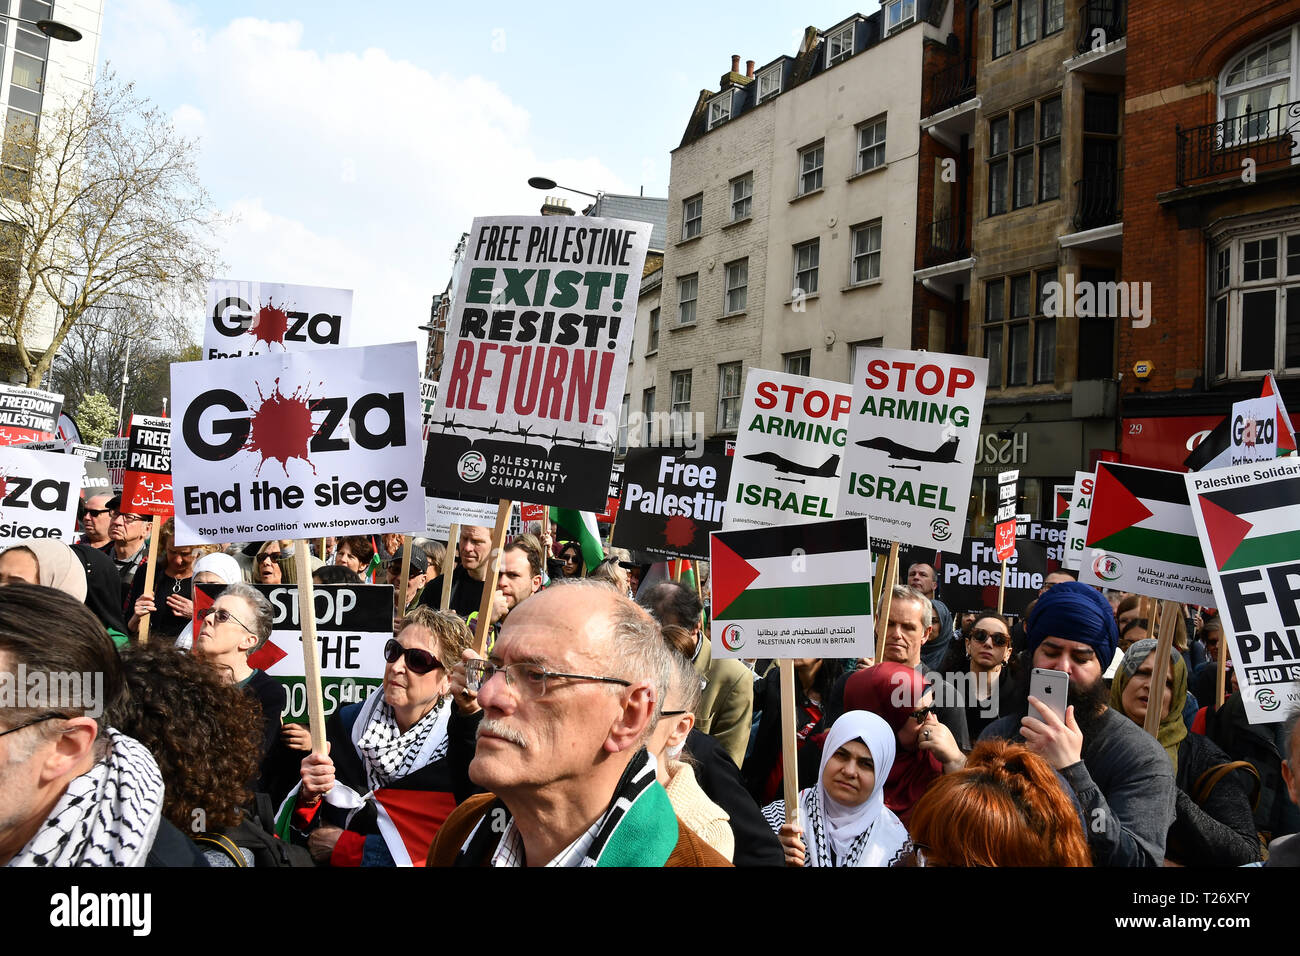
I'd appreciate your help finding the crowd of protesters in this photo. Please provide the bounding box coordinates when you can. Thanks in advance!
[1,502,1298,869]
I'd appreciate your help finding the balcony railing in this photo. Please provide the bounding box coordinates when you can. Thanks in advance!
[1075,0,1127,54]
[1175,100,1300,187]
[922,211,970,267]
[923,56,975,118]
[1072,162,1121,231]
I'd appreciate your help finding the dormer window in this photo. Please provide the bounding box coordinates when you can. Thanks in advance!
[886,0,916,32]
[757,67,781,103]
[707,91,733,130]
[826,25,854,67]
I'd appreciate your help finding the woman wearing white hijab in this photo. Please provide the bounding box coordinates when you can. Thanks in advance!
[761,709,912,867]
[174,552,244,651]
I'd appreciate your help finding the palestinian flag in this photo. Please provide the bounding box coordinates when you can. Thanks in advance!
[1185,374,1296,471]
[550,507,604,571]
[1193,474,1300,572]
[711,519,873,620]
[1085,462,1206,568]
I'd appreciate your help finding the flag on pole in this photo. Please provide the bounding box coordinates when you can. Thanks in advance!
[550,507,604,572]
[1085,462,1205,567]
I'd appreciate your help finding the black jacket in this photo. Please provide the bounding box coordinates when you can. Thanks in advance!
[146,818,210,867]
[1167,731,1262,866]
[685,729,783,867]
[418,566,484,620]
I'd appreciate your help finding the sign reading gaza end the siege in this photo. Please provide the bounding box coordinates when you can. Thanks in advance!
[723,368,852,530]
[838,348,987,552]
[205,279,353,360]
[196,582,392,723]
[424,215,652,511]
[0,445,84,540]
[1186,457,1300,724]
[169,342,425,546]
[121,415,173,516]
[0,384,62,446]
[613,448,731,559]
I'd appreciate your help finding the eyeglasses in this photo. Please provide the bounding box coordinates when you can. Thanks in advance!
[83,508,111,518]
[257,552,280,563]
[465,659,631,699]
[968,629,1009,647]
[110,511,146,523]
[384,638,443,675]
[201,606,256,635]
[909,704,934,724]
[0,711,70,739]
[660,708,689,718]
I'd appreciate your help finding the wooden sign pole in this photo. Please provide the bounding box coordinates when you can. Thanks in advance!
[1216,627,1228,708]
[873,542,899,662]
[396,534,413,619]
[997,559,1007,615]
[441,523,459,611]
[472,500,512,654]
[136,519,163,645]
[1142,600,1182,737]
[292,541,328,754]
[778,657,800,863]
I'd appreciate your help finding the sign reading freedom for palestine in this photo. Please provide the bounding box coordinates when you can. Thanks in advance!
[205,279,353,360]
[0,384,62,446]
[169,342,425,546]
[424,215,652,511]
[121,415,173,516]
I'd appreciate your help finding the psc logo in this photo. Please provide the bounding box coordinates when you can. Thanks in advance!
[1256,688,1280,712]
[720,623,744,652]
[930,518,951,542]
[457,451,487,482]
[1090,551,1123,582]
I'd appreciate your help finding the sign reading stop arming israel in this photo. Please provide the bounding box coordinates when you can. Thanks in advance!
[1186,458,1300,724]
[710,517,874,659]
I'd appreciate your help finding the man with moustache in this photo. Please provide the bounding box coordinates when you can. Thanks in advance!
[979,582,1176,866]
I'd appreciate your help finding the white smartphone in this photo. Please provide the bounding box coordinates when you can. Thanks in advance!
[1029,667,1070,723]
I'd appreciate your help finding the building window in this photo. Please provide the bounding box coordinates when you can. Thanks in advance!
[984,268,1058,387]
[850,220,882,284]
[784,350,811,377]
[1012,106,1035,208]
[757,67,781,103]
[793,239,819,297]
[677,274,698,325]
[647,307,659,353]
[618,394,630,454]
[1017,0,1038,46]
[1039,97,1062,201]
[707,91,732,130]
[1210,221,1300,380]
[1076,266,1117,381]
[1043,0,1065,35]
[1218,26,1299,147]
[826,25,854,67]
[988,115,1009,216]
[717,362,742,431]
[731,174,752,221]
[682,194,702,240]
[799,142,824,195]
[642,388,656,445]
[886,0,916,32]
[670,370,692,439]
[992,2,1013,58]
[724,258,748,314]
[856,116,887,173]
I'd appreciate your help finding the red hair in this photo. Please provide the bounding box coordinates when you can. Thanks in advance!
[907,740,1091,867]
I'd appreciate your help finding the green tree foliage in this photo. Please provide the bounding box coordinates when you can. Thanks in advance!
[75,390,118,446]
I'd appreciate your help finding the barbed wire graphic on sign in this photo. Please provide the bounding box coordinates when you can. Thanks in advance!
[428,416,613,450]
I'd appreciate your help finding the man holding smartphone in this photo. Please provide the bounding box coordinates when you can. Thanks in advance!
[979,582,1176,866]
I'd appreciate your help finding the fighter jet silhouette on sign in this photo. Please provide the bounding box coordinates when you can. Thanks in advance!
[743,452,840,483]
[856,436,960,464]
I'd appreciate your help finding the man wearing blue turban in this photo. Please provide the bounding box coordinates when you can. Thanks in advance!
[979,582,1176,866]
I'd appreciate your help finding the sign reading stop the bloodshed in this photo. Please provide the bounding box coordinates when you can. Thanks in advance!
[204,279,353,360]
[169,342,425,545]
[839,349,987,551]
[423,215,652,511]
[121,415,173,515]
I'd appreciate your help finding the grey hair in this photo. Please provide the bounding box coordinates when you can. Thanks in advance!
[220,581,275,653]
[891,584,933,630]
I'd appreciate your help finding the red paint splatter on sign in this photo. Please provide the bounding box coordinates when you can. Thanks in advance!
[249,299,289,349]
[662,514,697,549]
[245,379,319,477]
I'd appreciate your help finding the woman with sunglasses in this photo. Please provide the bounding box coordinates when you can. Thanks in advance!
[938,611,1018,741]
[558,541,585,578]
[254,540,286,585]
[291,606,476,866]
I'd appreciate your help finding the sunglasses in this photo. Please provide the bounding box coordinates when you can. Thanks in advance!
[968,629,1009,647]
[200,606,255,635]
[257,552,280,562]
[83,508,111,518]
[383,638,443,675]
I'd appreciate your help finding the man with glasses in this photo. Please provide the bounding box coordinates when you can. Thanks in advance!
[101,495,152,604]
[427,581,729,866]
[78,494,113,549]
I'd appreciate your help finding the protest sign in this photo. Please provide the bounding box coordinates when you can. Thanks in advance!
[1079,462,1212,604]
[710,517,874,659]
[170,342,425,545]
[101,437,129,492]
[0,445,85,540]
[204,279,352,360]
[520,503,547,525]
[614,448,731,559]
[1053,483,1073,520]
[420,378,438,441]
[838,348,987,552]
[597,461,623,524]
[1185,373,1296,471]
[79,461,112,500]
[931,533,1050,615]
[424,494,502,539]
[1227,395,1288,464]
[0,384,62,445]
[423,215,652,510]
[195,582,392,723]
[121,415,174,516]
[724,369,852,530]
[1062,470,1094,571]
[1185,457,1300,724]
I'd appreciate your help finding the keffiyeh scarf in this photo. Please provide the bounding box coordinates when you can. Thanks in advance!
[353,687,451,793]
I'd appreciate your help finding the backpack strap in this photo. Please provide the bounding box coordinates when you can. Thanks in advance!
[1192,760,1261,811]
[193,832,249,867]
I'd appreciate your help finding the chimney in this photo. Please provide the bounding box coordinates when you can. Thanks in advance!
[746,59,755,77]
[731,54,740,73]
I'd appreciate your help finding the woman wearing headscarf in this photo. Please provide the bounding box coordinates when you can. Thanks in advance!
[174,551,244,651]
[1110,639,1261,866]
[760,710,911,867]
[22,540,89,601]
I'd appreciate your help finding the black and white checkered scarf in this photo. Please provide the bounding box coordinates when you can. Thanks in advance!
[352,688,450,793]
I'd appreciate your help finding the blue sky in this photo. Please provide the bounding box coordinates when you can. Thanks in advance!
[99,0,880,349]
